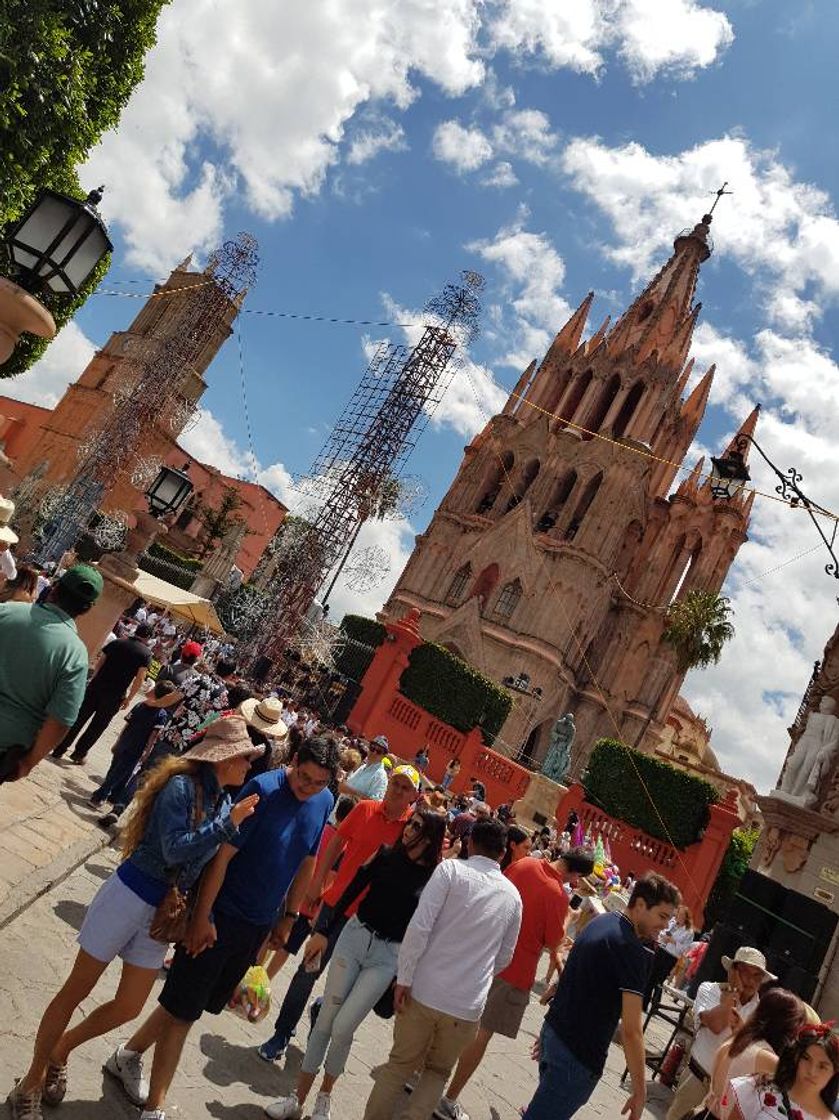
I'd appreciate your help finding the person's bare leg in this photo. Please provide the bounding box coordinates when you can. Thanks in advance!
[319,1071,338,1095]
[267,948,291,980]
[295,1070,317,1106]
[445,1028,492,1102]
[19,951,108,1092]
[124,1003,169,1055]
[52,963,157,1063]
[143,1012,192,1112]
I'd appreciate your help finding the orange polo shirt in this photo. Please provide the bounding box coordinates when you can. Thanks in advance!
[322,798,410,915]
[500,857,569,991]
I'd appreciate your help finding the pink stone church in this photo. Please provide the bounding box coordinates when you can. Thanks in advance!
[382,210,758,791]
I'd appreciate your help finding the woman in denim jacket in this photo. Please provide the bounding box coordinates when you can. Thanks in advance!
[8,715,261,1120]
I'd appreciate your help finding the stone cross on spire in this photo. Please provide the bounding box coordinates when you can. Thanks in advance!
[708,181,732,216]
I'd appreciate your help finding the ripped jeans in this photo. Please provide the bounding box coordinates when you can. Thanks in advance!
[301,914,399,1078]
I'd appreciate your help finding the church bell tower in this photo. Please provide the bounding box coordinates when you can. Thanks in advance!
[382,210,756,776]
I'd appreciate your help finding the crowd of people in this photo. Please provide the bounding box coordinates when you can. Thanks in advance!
[3,571,839,1120]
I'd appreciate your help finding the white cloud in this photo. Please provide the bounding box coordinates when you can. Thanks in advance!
[481,161,519,189]
[83,0,485,272]
[432,120,494,173]
[2,322,97,408]
[489,0,733,82]
[562,134,839,328]
[347,119,407,165]
[326,512,415,624]
[467,213,572,366]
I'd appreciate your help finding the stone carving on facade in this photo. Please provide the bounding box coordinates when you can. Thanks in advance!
[542,713,576,783]
[775,696,839,811]
[760,825,812,874]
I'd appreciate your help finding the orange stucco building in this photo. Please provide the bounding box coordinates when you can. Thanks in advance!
[0,258,285,576]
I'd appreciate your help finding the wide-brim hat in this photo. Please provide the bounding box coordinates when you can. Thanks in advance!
[721,946,776,979]
[239,696,288,738]
[0,524,18,544]
[183,714,263,764]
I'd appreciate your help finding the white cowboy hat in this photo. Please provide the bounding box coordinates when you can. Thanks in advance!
[239,696,288,738]
[721,946,776,979]
[0,524,18,545]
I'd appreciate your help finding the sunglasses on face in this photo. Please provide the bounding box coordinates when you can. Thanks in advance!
[403,818,423,835]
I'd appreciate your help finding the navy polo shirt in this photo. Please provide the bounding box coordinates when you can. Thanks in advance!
[546,910,653,1076]
[215,769,333,927]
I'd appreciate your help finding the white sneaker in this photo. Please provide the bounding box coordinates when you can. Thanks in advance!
[104,1044,149,1105]
[434,1098,470,1120]
[311,1091,332,1120]
[264,1096,302,1120]
[139,1112,165,1120]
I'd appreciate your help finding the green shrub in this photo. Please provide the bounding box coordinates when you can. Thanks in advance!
[582,738,720,849]
[704,825,760,929]
[333,615,386,681]
[149,540,202,571]
[399,642,512,745]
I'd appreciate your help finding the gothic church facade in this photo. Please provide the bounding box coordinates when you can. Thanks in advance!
[382,212,756,776]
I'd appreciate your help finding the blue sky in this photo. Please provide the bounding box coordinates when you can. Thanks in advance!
[11,0,839,790]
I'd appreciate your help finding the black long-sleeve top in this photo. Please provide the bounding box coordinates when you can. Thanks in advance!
[327,843,435,944]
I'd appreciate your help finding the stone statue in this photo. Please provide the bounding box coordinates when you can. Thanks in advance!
[542,713,576,783]
[776,695,839,808]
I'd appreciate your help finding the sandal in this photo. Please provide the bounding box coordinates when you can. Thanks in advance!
[42,1061,67,1106]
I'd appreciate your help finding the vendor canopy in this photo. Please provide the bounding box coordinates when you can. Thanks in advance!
[130,568,226,635]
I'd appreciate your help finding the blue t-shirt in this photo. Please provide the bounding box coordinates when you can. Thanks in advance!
[215,769,333,927]
[546,910,652,1076]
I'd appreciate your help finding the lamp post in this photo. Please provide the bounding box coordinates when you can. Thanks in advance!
[503,673,544,768]
[710,425,839,580]
[0,187,112,364]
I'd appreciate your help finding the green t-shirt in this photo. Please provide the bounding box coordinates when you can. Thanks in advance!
[0,601,90,749]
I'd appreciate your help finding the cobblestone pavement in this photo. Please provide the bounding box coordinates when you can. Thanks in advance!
[0,842,679,1120]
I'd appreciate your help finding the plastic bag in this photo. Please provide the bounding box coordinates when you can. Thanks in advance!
[227,965,271,1023]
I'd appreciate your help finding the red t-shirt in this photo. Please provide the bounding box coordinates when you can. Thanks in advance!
[500,857,569,991]
[321,799,410,915]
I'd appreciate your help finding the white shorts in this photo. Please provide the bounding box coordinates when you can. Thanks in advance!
[77,871,168,971]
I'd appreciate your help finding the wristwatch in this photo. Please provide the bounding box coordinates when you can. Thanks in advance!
[284,909,300,920]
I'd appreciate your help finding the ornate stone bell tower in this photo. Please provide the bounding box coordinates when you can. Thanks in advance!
[383,209,755,774]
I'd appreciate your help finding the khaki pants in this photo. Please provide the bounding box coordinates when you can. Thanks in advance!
[666,1069,707,1120]
[363,997,479,1120]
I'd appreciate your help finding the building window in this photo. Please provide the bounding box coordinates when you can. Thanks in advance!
[492,579,522,619]
[446,564,471,604]
[535,469,577,533]
[175,506,194,531]
[612,381,645,438]
[564,472,603,540]
[506,458,540,512]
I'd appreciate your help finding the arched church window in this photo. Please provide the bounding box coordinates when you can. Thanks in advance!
[492,579,522,619]
[470,564,500,610]
[476,451,514,514]
[582,373,621,440]
[558,370,592,428]
[506,458,540,512]
[612,381,645,438]
[535,469,577,533]
[637,300,655,324]
[670,542,702,602]
[564,471,603,540]
[446,563,471,604]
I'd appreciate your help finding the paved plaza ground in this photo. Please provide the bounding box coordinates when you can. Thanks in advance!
[0,733,679,1120]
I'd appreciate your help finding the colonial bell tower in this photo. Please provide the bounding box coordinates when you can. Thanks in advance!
[382,211,756,776]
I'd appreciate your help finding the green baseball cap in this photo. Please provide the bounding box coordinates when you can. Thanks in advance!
[58,564,104,604]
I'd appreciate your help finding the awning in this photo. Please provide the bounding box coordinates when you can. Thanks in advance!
[130,569,226,635]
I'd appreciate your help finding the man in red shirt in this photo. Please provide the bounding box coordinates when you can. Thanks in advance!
[259,766,420,1061]
[434,846,596,1120]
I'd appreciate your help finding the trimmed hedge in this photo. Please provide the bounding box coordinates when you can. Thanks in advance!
[333,614,387,682]
[583,739,720,849]
[399,641,512,745]
[149,540,202,571]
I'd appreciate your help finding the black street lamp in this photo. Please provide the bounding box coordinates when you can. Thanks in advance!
[7,187,112,296]
[146,463,193,519]
[0,187,112,365]
[711,418,839,580]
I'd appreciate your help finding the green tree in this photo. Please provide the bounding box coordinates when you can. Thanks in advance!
[0,0,170,375]
[635,589,735,747]
[704,825,761,929]
[193,486,248,558]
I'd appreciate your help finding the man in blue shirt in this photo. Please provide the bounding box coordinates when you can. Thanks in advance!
[112,736,341,1120]
[522,872,680,1120]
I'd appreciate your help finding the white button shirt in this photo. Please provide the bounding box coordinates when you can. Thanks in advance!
[691,981,760,1074]
[397,854,523,1021]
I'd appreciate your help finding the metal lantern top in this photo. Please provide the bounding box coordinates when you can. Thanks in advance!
[146,463,193,518]
[7,187,113,296]
[710,448,751,500]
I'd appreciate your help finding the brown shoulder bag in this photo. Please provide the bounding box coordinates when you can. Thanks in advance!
[149,777,205,944]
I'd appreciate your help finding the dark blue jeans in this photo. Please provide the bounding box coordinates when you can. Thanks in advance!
[269,904,347,1044]
[522,1022,599,1120]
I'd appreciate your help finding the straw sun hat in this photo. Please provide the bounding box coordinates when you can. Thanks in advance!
[183,714,263,764]
[239,696,288,739]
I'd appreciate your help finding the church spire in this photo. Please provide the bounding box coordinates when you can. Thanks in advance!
[544,292,594,361]
[724,403,761,463]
